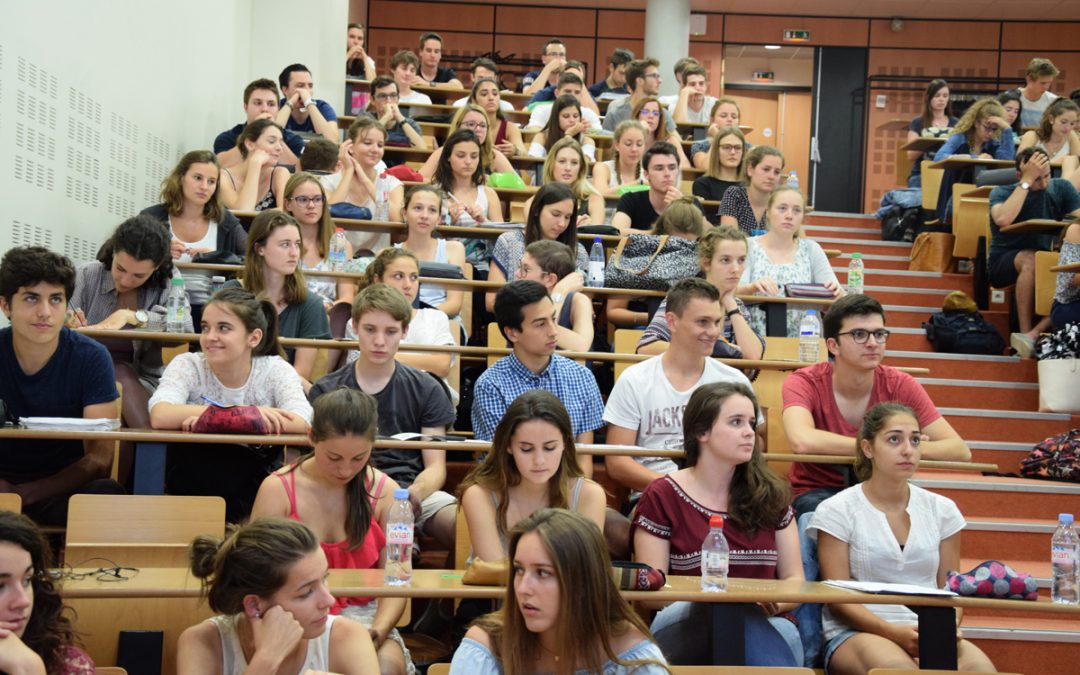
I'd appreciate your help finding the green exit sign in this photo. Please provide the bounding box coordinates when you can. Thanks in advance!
[783,29,810,42]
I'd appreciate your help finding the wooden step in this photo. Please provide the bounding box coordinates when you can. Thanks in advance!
[966,615,1080,675]
[917,377,1039,411]
[836,251,911,271]
[939,408,1072,444]
[866,285,957,307]
[914,472,1080,520]
[885,351,1036,382]
[814,236,914,258]
[804,212,881,229]
[960,519,1057,567]
[833,268,975,293]
[804,224,883,241]
[967,440,1035,474]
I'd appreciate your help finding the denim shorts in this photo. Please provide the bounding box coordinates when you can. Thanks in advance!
[823,629,858,672]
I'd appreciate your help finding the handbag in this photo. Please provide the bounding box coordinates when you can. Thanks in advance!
[784,283,836,299]
[611,561,666,591]
[1037,358,1080,413]
[1021,428,1080,482]
[419,261,464,280]
[605,234,699,291]
[462,558,508,586]
[191,405,268,435]
[908,232,955,272]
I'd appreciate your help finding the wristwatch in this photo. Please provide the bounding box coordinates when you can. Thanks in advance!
[133,309,149,327]
[551,292,564,305]
[1020,181,1031,191]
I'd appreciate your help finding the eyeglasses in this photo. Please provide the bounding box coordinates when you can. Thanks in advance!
[374,92,399,101]
[460,121,489,131]
[837,328,891,344]
[53,559,140,583]
[980,122,999,133]
[718,143,743,153]
[288,195,324,207]
[639,109,661,118]
[546,51,567,58]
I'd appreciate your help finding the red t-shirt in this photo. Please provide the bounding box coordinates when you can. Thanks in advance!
[781,362,941,496]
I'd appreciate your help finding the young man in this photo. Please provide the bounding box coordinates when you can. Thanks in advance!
[308,284,458,547]
[670,64,718,124]
[525,71,603,131]
[612,142,704,232]
[782,294,970,515]
[514,241,594,352]
[368,75,426,148]
[1016,58,1060,128]
[277,64,338,143]
[989,147,1080,354]
[416,32,463,89]
[604,277,758,495]
[528,60,599,113]
[657,56,702,108]
[602,57,676,135]
[0,247,124,525]
[213,78,305,168]
[589,48,634,99]
[522,38,566,95]
[453,58,514,110]
[390,50,433,105]
[472,280,604,473]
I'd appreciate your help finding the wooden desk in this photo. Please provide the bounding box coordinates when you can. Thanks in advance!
[1051,261,1080,272]
[929,157,1014,171]
[954,185,991,259]
[999,219,1071,234]
[739,295,836,337]
[900,137,946,154]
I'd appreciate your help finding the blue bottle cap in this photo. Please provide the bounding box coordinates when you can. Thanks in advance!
[1060,513,1075,524]
[394,488,410,500]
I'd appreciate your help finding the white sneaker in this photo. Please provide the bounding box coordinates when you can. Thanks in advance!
[1010,332,1035,358]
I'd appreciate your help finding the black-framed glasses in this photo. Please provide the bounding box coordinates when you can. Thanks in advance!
[288,195,324,207]
[374,92,399,101]
[52,561,139,582]
[837,328,890,344]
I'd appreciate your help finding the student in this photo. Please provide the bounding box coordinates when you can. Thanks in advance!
[431,129,504,226]
[283,172,355,309]
[451,508,668,674]
[395,185,467,321]
[592,120,646,198]
[419,104,516,180]
[1018,98,1080,186]
[690,97,744,169]
[515,241,594,352]
[0,511,96,673]
[931,97,1015,223]
[472,281,605,473]
[612,142,704,234]
[719,144,784,234]
[633,382,803,667]
[143,150,246,326]
[589,47,634,98]
[603,58,676,136]
[669,64,718,124]
[224,210,332,389]
[693,126,746,217]
[464,77,525,158]
[459,390,605,563]
[1052,221,1080,329]
[416,32,463,88]
[528,94,597,161]
[309,284,459,549]
[148,287,311,519]
[604,277,757,496]
[528,60,600,113]
[525,72,603,132]
[1015,57,1060,128]
[346,23,377,79]
[809,403,997,674]
[330,116,405,253]
[782,294,970,516]
[453,60,511,109]
[989,147,1080,355]
[738,187,844,337]
[657,57,701,108]
[524,137,605,223]
[366,75,427,150]
[487,182,589,312]
[178,518,379,674]
[277,63,338,143]
[522,38,567,95]
[0,247,123,525]
[251,389,412,675]
[298,139,373,220]
[216,118,290,212]
[638,224,764,361]
[633,96,690,168]
[999,90,1024,137]
[389,50,432,105]
[905,79,959,188]
[213,78,305,168]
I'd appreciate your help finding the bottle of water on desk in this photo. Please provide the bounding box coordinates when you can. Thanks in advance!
[799,309,821,363]
[166,277,186,333]
[847,252,865,295]
[373,173,390,222]
[329,227,349,271]
[786,170,799,190]
[385,488,414,586]
[701,515,729,592]
[1051,513,1079,604]
[587,237,605,287]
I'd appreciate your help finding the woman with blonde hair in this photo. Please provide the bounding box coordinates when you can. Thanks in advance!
[932,97,1015,222]
[283,172,354,309]
[592,120,646,198]
[330,116,404,254]
[719,144,784,235]
[419,103,516,180]
[524,136,605,224]
[633,96,689,168]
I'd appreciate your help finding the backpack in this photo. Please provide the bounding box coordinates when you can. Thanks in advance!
[922,310,1006,355]
[1021,429,1080,483]
[880,204,921,242]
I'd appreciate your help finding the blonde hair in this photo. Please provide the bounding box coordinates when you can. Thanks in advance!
[610,120,646,185]
[764,186,806,239]
[652,197,705,239]
[953,98,1007,147]
[542,137,595,203]
[451,103,496,168]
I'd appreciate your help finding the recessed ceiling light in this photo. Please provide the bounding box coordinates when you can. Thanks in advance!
[764,45,781,50]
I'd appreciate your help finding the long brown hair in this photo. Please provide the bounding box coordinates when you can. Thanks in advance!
[705,126,746,181]
[160,149,226,223]
[542,95,585,154]
[283,172,334,258]
[919,79,954,130]
[631,96,671,144]
[1037,98,1080,142]
[241,209,308,306]
[451,103,496,168]
[855,402,918,482]
[206,286,284,359]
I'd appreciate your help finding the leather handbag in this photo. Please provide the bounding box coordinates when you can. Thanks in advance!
[611,561,667,591]
[191,405,268,434]
[606,234,699,291]
[908,232,956,272]
[462,558,508,586]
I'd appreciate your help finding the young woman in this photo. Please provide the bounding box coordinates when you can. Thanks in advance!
[178,518,379,675]
[524,137,605,224]
[149,286,312,520]
[0,511,95,674]
[932,97,1016,223]
[905,79,959,188]
[394,184,467,320]
[431,129,504,227]
[283,172,355,309]
[737,186,843,337]
[515,241,594,352]
[1018,98,1080,186]
[529,95,596,162]
[420,104,516,180]
[346,22,377,79]
[633,382,803,667]
[809,403,997,675]
[226,209,331,389]
[691,98,743,169]
[470,77,526,158]
[328,116,404,254]
[592,120,646,198]
[692,126,747,219]
[632,96,689,168]
[251,388,413,675]
[719,145,785,235]
[451,508,670,675]
[486,182,587,312]
[1052,222,1080,330]
[141,149,246,326]
[637,224,764,361]
[998,90,1024,138]
[217,118,290,212]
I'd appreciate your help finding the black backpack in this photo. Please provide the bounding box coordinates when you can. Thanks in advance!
[880,205,921,242]
[922,310,1006,355]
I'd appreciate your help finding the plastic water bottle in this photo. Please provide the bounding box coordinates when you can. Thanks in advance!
[587,237,605,288]
[1051,513,1079,604]
[701,515,729,592]
[799,309,821,363]
[373,173,390,222]
[329,228,349,271]
[786,170,799,190]
[384,488,414,586]
[210,276,226,296]
[847,252,865,296]
[165,277,186,333]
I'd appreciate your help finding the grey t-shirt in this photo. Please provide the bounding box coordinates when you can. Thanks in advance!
[222,280,331,363]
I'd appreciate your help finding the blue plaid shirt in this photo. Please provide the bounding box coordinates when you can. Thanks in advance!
[472,352,605,441]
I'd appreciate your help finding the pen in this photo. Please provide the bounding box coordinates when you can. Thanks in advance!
[200,395,224,407]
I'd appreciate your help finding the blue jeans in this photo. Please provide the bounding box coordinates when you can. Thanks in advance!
[651,600,802,666]
[794,511,825,667]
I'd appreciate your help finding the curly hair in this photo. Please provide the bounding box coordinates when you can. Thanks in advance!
[0,246,75,304]
[97,215,175,291]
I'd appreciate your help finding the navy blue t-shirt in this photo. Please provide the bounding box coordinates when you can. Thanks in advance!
[988,178,1080,262]
[213,123,305,159]
[0,327,118,478]
[278,99,339,134]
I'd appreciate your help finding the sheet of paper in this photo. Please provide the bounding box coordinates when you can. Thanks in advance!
[823,579,956,597]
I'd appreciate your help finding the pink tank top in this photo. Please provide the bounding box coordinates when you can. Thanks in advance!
[276,468,388,610]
